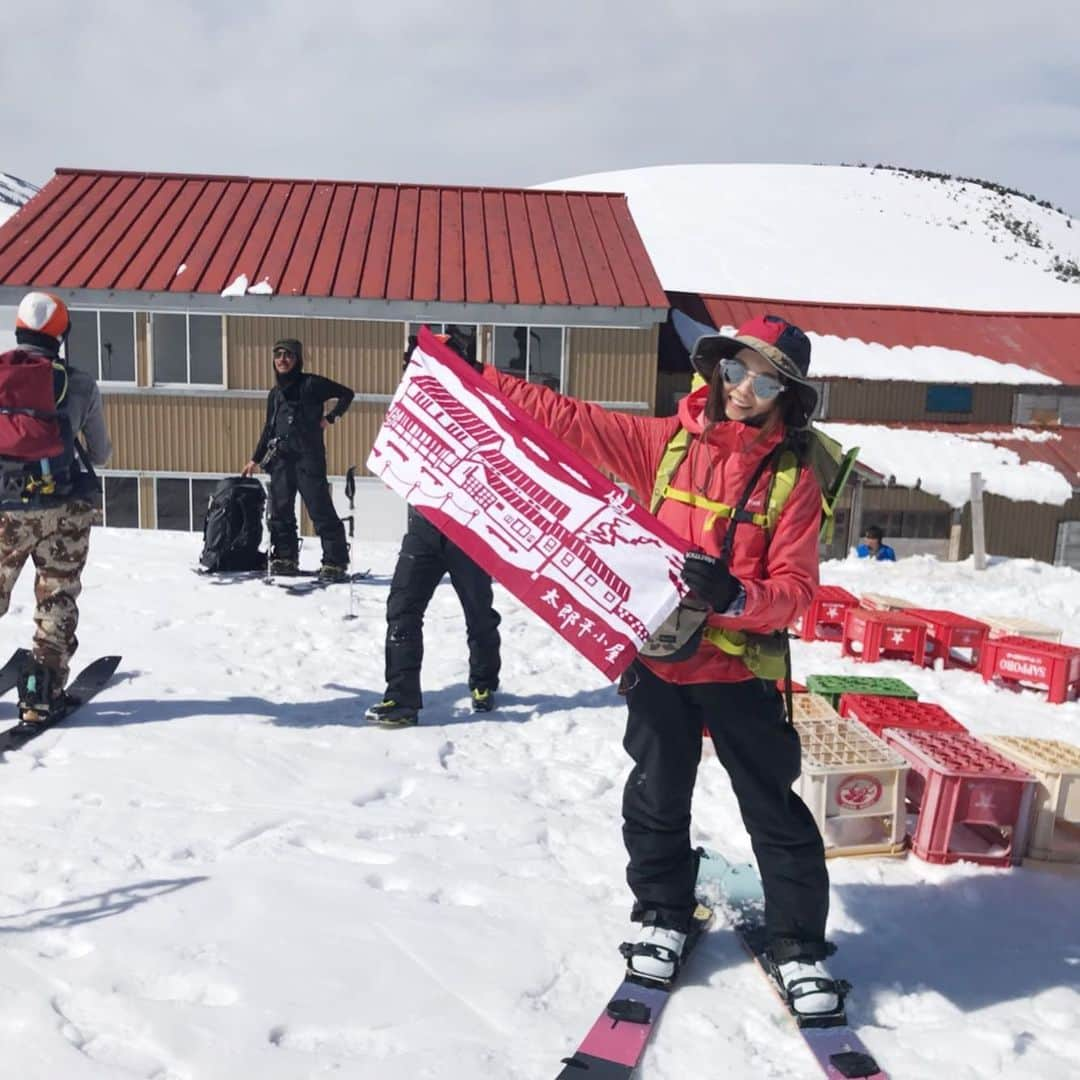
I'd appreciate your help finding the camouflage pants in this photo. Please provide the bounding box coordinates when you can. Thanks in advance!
[0,502,95,686]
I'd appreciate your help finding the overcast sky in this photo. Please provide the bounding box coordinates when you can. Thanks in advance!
[3,1,1078,213]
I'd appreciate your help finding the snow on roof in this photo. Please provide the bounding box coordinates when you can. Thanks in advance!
[819,422,1076,507]
[710,322,1060,385]
[539,164,1080,314]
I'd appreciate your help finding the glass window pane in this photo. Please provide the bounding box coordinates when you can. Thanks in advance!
[104,476,139,528]
[408,321,443,338]
[99,311,136,382]
[492,325,527,373]
[191,478,219,533]
[156,478,190,531]
[189,315,222,384]
[528,326,563,390]
[69,310,99,375]
[926,385,973,413]
[153,313,187,383]
[443,324,478,365]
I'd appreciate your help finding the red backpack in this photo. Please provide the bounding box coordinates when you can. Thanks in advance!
[0,349,71,502]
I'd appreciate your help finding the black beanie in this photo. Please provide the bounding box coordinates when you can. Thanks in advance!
[273,338,304,371]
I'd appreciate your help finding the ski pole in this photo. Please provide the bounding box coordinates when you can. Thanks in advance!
[263,474,272,586]
[343,465,357,620]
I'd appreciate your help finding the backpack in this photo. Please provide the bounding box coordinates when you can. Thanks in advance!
[0,349,82,505]
[199,477,268,572]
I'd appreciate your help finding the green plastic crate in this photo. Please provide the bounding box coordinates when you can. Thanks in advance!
[805,674,918,709]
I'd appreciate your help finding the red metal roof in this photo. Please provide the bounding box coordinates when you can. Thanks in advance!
[830,422,1080,486]
[0,169,668,311]
[671,291,1080,385]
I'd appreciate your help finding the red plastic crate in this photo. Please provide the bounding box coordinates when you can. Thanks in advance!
[841,607,929,666]
[979,635,1080,705]
[906,608,990,671]
[793,585,860,642]
[838,694,967,738]
[884,729,1035,866]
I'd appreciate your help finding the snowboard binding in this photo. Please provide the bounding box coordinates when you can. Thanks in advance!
[16,660,65,724]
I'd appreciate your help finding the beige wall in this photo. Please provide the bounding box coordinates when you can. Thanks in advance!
[102,394,390,477]
[825,380,1020,424]
[567,325,658,410]
[226,316,404,393]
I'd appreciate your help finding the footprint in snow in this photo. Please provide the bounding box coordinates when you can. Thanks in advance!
[112,972,239,1007]
[351,776,417,807]
[268,1022,407,1059]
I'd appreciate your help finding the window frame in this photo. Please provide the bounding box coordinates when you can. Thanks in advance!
[150,312,225,388]
[490,324,566,390]
[152,474,228,532]
[98,472,141,528]
[68,308,139,385]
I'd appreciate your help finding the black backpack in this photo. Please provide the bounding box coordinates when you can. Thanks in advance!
[199,477,267,572]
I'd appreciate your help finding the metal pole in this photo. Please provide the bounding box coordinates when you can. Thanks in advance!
[970,472,987,571]
[343,466,357,620]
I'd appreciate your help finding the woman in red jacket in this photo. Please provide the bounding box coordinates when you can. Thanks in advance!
[484,315,842,1017]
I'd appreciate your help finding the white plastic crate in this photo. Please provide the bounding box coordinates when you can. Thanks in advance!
[791,693,841,723]
[793,712,909,858]
[859,592,917,612]
[980,615,1063,644]
[984,736,1080,863]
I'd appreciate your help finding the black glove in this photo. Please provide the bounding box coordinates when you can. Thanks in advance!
[680,551,741,612]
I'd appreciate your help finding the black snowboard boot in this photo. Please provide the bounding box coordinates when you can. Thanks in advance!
[17,661,65,723]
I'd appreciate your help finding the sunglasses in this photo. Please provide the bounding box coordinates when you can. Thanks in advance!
[272,348,295,359]
[719,357,785,400]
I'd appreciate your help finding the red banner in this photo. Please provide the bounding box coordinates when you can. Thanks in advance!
[368,329,690,680]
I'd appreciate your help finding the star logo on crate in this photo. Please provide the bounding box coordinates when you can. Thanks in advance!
[889,630,910,646]
[824,605,841,619]
[972,789,997,811]
[835,774,884,810]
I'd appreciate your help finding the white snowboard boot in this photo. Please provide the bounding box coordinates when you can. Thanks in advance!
[624,924,688,983]
[776,957,842,1016]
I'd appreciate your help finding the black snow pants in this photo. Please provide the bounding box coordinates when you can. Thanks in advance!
[384,508,501,710]
[267,455,349,567]
[622,662,830,958]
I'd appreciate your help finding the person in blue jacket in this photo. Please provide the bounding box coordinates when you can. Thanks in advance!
[856,525,896,561]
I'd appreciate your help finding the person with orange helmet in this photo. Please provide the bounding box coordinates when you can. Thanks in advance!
[0,291,112,721]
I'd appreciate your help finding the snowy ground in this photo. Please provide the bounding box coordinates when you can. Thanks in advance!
[1,528,1078,1079]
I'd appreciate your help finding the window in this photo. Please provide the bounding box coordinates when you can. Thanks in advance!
[925,385,973,414]
[155,476,222,531]
[151,313,223,385]
[68,309,137,382]
[864,510,951,540]
[406,323,478,365]
[1014,393,1080,426]
[1055,521,1080,570]
[101,475,140,528]
[491,325,565,390]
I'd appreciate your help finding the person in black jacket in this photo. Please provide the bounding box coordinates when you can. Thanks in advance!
[242,339,354,580]
[365,330,500,728]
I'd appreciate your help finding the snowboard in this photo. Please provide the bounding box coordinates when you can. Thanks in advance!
[0,655,122,756]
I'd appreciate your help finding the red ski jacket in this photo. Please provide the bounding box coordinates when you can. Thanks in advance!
[484,369,821,684]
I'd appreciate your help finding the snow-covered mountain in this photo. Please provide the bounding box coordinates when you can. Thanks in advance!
[0,172,37,226]
[539,164,1080,313]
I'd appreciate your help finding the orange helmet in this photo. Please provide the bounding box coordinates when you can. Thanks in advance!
[15,291,70,342]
